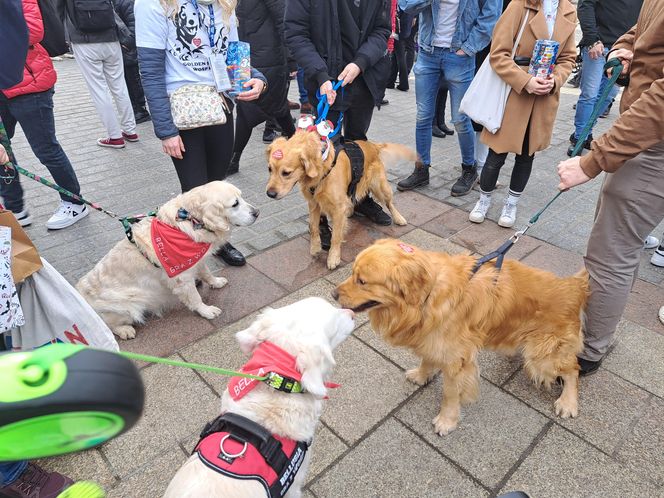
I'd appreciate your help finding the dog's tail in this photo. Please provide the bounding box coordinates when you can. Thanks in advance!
[376,143,419,169]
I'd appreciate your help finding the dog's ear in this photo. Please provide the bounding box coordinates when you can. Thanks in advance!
[296,343,335,399]
[389,253,433,306]
[301,136,322,179]
[235,321,264,355]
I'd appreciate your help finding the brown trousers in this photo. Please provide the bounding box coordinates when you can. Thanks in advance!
[582,140,664,361]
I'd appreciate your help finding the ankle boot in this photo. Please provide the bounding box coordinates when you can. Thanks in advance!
[450,163,478,197]
[397,162,430,192]
[227,153,241,176]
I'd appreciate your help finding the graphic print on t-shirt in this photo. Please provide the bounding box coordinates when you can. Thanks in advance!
[169,4,229,72]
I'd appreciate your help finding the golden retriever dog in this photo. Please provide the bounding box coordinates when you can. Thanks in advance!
[164,297,356,497]
[76,181,258,340]
[334,239,588,435]
[265,130,413,270]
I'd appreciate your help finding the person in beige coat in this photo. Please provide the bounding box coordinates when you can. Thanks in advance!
[469,0,576,227]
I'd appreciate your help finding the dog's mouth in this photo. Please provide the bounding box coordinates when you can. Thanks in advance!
[351,300,381,313]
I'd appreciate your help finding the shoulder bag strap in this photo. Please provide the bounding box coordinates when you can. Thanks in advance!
[511,10,530,58]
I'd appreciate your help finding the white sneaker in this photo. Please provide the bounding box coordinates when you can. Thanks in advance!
[469,197,491,223]
[12,209,32,227]
[644,235,660,250]
[498,202,517,228]
[651,247,664,267]
[46,201,89,230]
[659,306,664,326]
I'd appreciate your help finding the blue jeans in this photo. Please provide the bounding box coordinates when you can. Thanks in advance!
[414,48,475,166]
[296,68,308,105]
[573,47,620,139]
[0,89,81,213]
[0,461,28,486]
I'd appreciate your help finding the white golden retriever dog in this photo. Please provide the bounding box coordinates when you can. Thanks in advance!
[76,181,258,340]
[164,297,356,498]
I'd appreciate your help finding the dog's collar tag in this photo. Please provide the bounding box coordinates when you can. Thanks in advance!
[177,207,204,230]
[316,120,332,137]
[297,114,315,130]
[398,243,415,254]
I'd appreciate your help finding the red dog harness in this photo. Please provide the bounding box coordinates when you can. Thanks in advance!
[195,413,309,497]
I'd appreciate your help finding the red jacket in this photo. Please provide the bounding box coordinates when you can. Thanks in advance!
[2,0,57,99]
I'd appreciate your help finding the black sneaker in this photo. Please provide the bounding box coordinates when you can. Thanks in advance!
[354,196,392,225]
[397,162,429,191]
[578,356,602,376]
[450,164,478,197]
[567,133,593,157]
[599,100,613,118]
[432,125,446,138]
[437,122,454,136]
[134,108,151,124]
[262,129,279,144]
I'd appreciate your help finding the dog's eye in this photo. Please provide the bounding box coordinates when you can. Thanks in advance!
[281,171,292,177]
[232,200,239,208]
[358,278,366,285]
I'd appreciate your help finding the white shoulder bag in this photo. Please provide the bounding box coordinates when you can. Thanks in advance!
[459,10,530,134]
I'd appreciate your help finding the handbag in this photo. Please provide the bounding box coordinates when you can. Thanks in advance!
[459,10,530,134]
[169,84,228,130]
[0,210,43,283]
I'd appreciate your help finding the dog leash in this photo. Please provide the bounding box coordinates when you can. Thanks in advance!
[315,80,345,138]
[471,58,623,274]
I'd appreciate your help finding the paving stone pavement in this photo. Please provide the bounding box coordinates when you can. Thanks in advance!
[9,60,664,496]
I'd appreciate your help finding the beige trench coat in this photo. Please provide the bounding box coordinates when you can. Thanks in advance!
[481,0,577,155]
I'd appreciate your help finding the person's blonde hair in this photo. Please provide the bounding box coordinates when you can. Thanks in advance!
[160,0,237,27]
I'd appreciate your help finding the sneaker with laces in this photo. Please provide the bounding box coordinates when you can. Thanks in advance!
[0,463,73,498]
[498,201,517,228]
[469,197,491,223]
[122,132,139,142]
[46,201,89,230]
[651,245,664,267]
[644,235,660,250]
[12,209,32,227]
[97,137,125,148]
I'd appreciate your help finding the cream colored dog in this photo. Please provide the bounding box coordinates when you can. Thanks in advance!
[76,181,258,340]
[164,297,355,497]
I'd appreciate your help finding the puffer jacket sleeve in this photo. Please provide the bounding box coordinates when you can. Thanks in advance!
[138,47,179,139]
[23,0,45,45]
[354,0,391,72]
[0,0,29,89]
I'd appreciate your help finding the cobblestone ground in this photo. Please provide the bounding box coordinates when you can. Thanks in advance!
[7,59,664,497]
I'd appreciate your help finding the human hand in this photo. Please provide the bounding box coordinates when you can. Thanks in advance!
[0,144,8,164]
[588,41,604,60]
[455,49,468,56]
[289,70,298,78]
[162,135,186,159]
[557,156,591,190]
[525,76,554,95]
[607,48,633,76]
[236,78,265,101]
[338,62,361,87]
[320,80,337,105]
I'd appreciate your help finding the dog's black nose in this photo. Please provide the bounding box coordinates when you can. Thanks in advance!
[331,288,339,301]
[266,190,277,199]
[252,208,260,218]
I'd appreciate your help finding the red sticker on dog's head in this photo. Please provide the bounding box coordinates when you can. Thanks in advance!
[272,149,283,160]
[398,243,415,254]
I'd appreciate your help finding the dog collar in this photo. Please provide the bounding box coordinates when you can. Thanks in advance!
[264,372,303,394]
[176,207,205,230]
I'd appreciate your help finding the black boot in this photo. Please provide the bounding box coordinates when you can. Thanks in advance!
[432,125,446,138]
[450,163,478,197]
[216,242,246,266]
[319,216,331,251]
[578,356,602,376]
[354,196,392,225]
[135,108,151,124]
[262,129,279,144]
[567,133,593,157]
[227,152,240,176]
[437,122,454,135]
[397,162,430,192]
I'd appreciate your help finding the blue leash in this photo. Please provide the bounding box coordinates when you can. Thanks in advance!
[471,58,623,274]
[315,80,345,138]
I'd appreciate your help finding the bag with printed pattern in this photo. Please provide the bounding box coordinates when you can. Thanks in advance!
[169,84,228,130]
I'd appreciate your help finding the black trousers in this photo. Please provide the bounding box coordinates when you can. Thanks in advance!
[171,116,234,193]
[479,127,534,194]
[317,77,375,142]
[433,80,449,127]
[233,102,295,155]
[123,63,146,111]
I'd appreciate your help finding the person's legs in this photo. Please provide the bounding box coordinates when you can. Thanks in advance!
[582,141,664,366]
[102,42,136,135]
[233,103,259,159]
[444,51,476,166]
[343,77,375,141]
[395,39,409,90]
[469,148,507,224]
[172,128,208,192]
[572,47,608,141]
[0,99,25,214]
[123,62,146,111]
[296,67,308,105]
[275,110,296,138]
[0,461,28,487]
[204,117,234,182]
[71,42,123,139]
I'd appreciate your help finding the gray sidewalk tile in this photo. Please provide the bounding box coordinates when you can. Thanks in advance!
[623,279,664,335]
[101,359,220,477]
[311,418,488,498]
[106,450,187,498]
[504,368,651,454]
[502,425,661,498]
[478,351,522,386]
[603,320,664,397]
[401,227,470,254]
[614,397,664,486]
[353,322,419,371]
[320,336,417,444]
[396,378,547,488]
[306,425,349,484]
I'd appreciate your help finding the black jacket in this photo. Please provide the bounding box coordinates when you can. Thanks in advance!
[114,0,137,65]
[285,0,390,105]
[0,0,29,90]
[577,0,643,47]
[56,0,118,44]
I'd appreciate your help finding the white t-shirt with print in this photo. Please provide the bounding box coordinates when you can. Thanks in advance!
[135,0,239,93]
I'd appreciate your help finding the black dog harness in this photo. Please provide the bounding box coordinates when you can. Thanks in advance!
[309,140,365,202]
[195,413,309,497]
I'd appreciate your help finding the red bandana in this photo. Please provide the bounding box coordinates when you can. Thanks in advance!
[150,219,211,278]
[228,341,340,401]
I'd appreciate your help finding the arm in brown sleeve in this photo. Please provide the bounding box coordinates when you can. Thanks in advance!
[579,66,664,177]
[489,4,533,94]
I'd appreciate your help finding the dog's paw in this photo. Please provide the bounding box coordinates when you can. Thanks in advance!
[394,214,408,226]
[432,414,458,436]
[197,304,222,320]
[114,325,136,340]
[554,397,578,419]
[209,276,228,289]
[310,240,322,256]
[406,368,436,386]
[327,251,341,270]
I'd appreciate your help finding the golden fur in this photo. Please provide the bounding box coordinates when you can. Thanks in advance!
[334,238,589,435]
[77,181,258,340]
[265,131,414,269]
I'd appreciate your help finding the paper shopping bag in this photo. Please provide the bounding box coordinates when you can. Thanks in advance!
[0,209,42,283]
